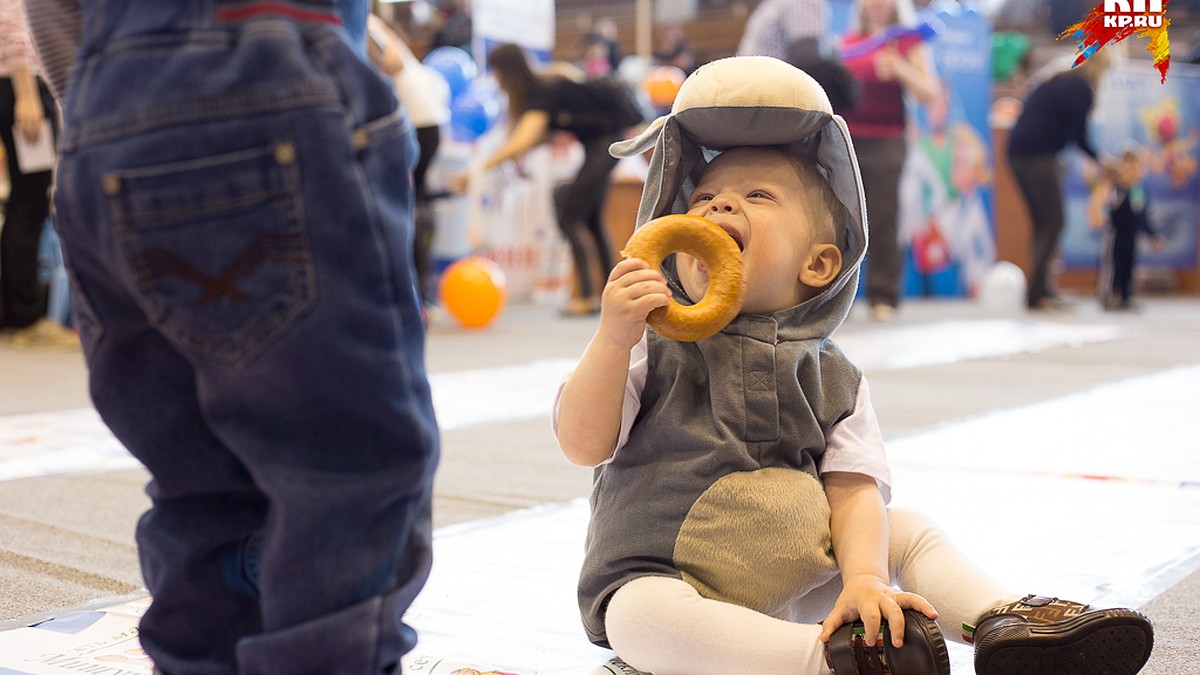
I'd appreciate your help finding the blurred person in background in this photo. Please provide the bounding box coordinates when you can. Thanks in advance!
[653,23,696,75]
[839,0,939,321]
[737,0,829,61]
[1006,49,1110,311]
[471,43,639,317]
[368,12,451,307]
[0,0,74,349]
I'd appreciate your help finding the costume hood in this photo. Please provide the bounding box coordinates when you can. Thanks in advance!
[612,56,868,339]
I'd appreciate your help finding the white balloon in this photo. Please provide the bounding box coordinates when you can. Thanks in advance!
[978,261,1027,315]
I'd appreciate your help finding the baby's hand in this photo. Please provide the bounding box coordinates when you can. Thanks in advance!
[597,258,670,350]
[818,575,938,648]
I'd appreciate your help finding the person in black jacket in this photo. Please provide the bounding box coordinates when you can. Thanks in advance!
[1006,50,1110,310]
[475,43,637,316]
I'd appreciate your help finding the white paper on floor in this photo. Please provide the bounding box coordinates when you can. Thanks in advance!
[835,319,1122,372]
[0,408,139,482]
[429,358,578,431]
[3,365,1198,674]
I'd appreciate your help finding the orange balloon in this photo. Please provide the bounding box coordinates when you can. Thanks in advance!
[439,257,507,329]
[643,66,686,108]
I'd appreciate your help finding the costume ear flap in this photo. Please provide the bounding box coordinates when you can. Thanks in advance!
[610,115,669,158]
[633,119,698,227]
[633,119,681,224]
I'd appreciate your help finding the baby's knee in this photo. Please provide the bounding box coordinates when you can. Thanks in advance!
[888,507,946,557]
[606,576,700,673]
[607,575,695,636]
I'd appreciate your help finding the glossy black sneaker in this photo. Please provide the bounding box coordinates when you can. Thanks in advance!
[967,595,1153,675]
[825,609,950,675]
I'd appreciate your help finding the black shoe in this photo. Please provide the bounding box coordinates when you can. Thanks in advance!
[559,298,600,317]
[1028,295,1072,312]
[825,609,950,675]
[969,595,1153,675]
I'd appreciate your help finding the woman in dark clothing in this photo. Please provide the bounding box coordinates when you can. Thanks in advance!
[1006,50,1110,310]
[478,43,633,316]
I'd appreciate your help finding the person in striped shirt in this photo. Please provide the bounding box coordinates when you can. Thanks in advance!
[0,0,75,349]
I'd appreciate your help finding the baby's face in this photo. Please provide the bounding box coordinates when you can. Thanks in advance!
[680,147,829,315]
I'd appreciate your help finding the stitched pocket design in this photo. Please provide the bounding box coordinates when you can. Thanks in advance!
[108,141,315,366]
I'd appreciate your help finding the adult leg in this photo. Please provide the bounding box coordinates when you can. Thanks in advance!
[556,136,619,303]
[411,125,441,304]
[582,199,614,289]
[412,124,440,204]
[578,137,618,280]
[856,137,908,312]
[554,184,594,302]
[606,576,831,675]
[1009,154,1064,308]
[0,77,54,330]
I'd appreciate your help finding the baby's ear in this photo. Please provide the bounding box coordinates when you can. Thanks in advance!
[799,243,842,288]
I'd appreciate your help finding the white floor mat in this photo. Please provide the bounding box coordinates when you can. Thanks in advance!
[0,319,1122,482]
[2,365,1197,674]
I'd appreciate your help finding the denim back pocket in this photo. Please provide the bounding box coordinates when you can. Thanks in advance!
[107,141,315,367]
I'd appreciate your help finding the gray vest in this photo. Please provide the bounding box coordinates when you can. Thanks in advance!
[578,312,863,646]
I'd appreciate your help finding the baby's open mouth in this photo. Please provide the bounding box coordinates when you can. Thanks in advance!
[716,223,745,252]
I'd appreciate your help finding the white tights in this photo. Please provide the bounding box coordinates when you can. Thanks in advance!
[604,508,1017,675]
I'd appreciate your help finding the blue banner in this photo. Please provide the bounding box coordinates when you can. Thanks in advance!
[898,9,995,298]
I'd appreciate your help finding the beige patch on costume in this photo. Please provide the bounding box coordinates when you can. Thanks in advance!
[674,467,838,617]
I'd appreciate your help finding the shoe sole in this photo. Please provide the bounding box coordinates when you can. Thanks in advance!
[825,610,950,675]
[974,608,1153,675]
[904,610,951,675]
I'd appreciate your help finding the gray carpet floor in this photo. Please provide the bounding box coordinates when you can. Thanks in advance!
[2,296,1198,673]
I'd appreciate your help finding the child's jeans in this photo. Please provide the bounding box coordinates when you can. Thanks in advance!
[52,2,438,673]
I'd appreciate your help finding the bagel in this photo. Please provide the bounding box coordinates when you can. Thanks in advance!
[621,214,746,342]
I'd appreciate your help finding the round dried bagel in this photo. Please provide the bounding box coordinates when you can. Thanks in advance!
[622,214,746,342]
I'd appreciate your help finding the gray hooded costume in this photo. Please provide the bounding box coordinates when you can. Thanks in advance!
[576,57,875,647]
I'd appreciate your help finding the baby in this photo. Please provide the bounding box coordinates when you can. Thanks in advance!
[554,57,1154,675]
[1090,147,1166,311]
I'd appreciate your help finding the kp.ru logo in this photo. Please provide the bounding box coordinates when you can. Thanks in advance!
[1059,0,1172,82]
[1101,0,1165,27]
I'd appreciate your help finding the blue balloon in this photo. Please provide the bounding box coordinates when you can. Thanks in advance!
[449,85,500,142]
[423,46,477,101]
